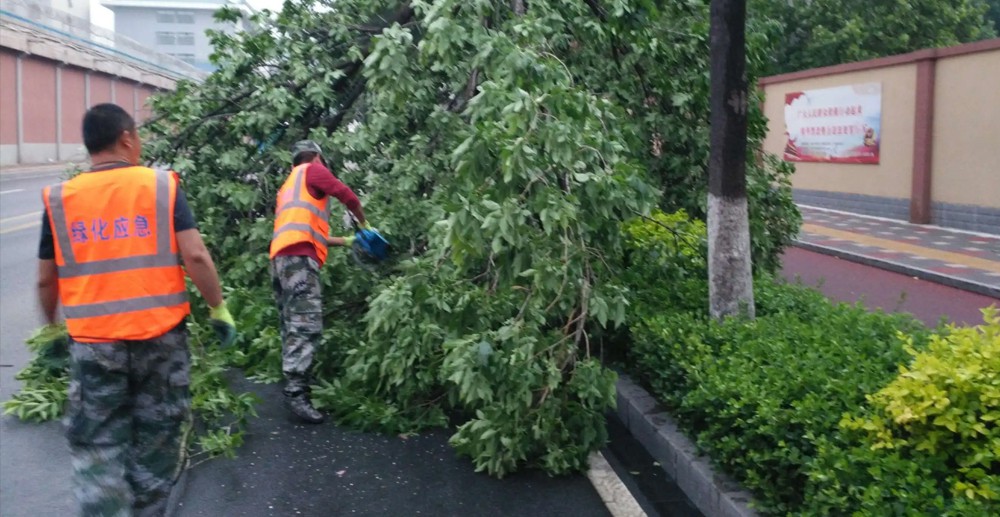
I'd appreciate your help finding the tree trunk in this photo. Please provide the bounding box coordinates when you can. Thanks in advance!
[512,0,526,16]
[707,0,755,319]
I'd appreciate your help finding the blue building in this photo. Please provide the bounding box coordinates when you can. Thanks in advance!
[101,0,254,72]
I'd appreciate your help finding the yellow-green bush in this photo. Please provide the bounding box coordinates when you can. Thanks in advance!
[621,209,708,317]
[846,307,1000,501]
[805,307,1000,515]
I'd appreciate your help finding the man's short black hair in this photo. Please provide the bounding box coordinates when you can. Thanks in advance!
[293,151,319,166]
[82,103,136,154]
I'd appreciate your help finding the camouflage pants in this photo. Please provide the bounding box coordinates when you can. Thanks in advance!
[64,323,191,517]
[270,255,323,396]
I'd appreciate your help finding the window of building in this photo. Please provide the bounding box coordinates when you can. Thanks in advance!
[156,11,174,23]
[176,32,195,45]
[175,11,195,23]
[156,32,175,45]
[169,53,196,65]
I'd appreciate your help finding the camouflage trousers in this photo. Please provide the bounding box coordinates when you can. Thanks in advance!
[64,322,191,517]
[270,255,323,396]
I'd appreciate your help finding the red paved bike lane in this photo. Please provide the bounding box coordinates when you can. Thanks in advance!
[781,247,998,327]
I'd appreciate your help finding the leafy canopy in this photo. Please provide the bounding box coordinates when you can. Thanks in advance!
[751,0,997,74]
[135,0,798,476]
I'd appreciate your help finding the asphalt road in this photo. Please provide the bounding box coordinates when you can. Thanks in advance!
[0,167,76,517]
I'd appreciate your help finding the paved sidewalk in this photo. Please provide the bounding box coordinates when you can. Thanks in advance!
[794,205,1000,299]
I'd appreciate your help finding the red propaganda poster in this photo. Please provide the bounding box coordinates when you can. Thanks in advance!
[783,83,882,164]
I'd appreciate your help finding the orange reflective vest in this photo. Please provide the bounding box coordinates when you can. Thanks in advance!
[269,164,331,264]
[42,166,190,343]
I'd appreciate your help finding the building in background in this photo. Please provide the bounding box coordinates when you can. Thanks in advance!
[35,0,91,24]
[1,0,206,165]
[100,0,254,71]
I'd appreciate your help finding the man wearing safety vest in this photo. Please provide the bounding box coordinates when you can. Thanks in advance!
[270,140,369,423]
[36,103,237,515]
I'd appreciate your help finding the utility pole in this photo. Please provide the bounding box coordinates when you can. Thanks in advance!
[707,0,755,319]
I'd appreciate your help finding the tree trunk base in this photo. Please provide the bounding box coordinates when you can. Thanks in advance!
[708,192,755,319]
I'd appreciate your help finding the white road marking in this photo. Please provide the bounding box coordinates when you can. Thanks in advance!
[0,211,42,224]
[0,189,25,195]
[0,221,40,235]
[587,451,646,517]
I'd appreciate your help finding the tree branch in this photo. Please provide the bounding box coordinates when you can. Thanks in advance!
[581,0,607,21]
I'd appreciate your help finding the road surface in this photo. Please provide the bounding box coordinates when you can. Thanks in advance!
[0,167,75,517]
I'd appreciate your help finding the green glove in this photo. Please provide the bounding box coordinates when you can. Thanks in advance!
[343,235,357,247]
[208,301,237,347]
[361,220,374,231]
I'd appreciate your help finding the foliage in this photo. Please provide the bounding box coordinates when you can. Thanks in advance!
[751,0,997,74]
[621,210,942,513]
[804,308,1000,515]
[629,282,932,513]
[4,319,260,465]
[3,325,70,422]
[622,208,708,316]
[989,0,1000,31]
[127,0,800,477]
[622,211,1000,514]
[566,0,799,273]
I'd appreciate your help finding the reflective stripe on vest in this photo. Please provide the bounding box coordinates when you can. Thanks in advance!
[275,165,331,224]
[271,222,328,245]
[270,164,331,262]
[46,168,189,340]
[63,292,189,319]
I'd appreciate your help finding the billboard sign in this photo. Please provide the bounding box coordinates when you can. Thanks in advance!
[783,83,882,164]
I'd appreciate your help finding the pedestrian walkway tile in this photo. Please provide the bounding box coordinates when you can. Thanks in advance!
[796,205,1000,294]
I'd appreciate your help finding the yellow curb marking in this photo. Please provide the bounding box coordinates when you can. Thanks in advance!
[801,224,1000,274]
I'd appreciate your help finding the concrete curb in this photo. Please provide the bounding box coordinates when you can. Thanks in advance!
[587,451,648,517]
[165,461,190,517]
[792,240,1000,299]
[615,374,757,517]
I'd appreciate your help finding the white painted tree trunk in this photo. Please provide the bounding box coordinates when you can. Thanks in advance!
[708,192,755,319]
[707,0,755,320]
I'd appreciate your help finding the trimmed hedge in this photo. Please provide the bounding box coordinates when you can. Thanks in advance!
[621,210,999,515]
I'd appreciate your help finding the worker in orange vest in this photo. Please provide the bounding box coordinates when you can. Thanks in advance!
[269,140,368,423]
[36,103,236,515]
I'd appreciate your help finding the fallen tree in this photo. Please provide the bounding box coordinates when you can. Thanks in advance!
[10,0,799,476]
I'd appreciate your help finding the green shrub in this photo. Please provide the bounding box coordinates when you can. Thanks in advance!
[805,307,1000,516]
[629,288,930,514]
[620,211,938,512]
[622,208,708,318]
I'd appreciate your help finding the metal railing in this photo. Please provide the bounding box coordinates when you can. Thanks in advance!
[0,0,208,81]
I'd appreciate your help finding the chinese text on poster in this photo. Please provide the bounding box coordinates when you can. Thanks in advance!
[783,83,882,164]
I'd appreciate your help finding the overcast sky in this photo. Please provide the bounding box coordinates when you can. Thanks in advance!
[90,0,287,30]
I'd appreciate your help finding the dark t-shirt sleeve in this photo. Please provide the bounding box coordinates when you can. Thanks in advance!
[38,210,55,260]
[38,187,197,260]
[174,187,197,232]
[305,163,361,211]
